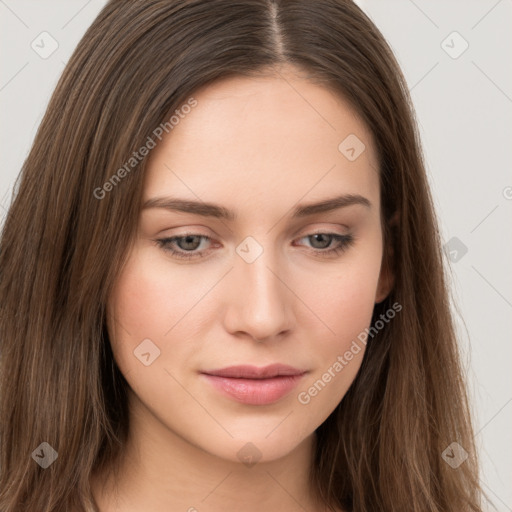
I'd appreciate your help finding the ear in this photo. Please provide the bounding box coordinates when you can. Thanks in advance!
[375,210,399,304]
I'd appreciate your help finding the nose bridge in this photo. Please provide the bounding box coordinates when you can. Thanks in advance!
[238,236,285,310]
[226,235,292,340]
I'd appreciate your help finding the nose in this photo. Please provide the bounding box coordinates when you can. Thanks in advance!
[223,244,293,342]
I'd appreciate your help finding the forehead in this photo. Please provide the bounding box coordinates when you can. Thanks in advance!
[143,68,380,216]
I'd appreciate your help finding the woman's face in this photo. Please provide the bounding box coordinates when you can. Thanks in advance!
[107,66,392,464]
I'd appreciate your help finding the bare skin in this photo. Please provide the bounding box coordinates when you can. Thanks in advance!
[91,63,393,512]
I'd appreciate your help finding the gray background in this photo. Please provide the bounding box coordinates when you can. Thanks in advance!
[1,0,511,509]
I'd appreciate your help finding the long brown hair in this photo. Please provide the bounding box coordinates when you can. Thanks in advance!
[0,1,485,510]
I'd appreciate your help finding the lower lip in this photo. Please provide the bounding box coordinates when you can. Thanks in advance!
[201,373,306,405]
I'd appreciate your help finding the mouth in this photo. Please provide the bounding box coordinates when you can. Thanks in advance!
[202,363,306,379]
[200,364,308,405]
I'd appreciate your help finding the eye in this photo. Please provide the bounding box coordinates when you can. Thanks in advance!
[154,231,355,261]
[154,233,213,260]
[294,233,355,257]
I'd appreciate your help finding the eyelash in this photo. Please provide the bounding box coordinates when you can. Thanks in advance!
[153,231,355,261]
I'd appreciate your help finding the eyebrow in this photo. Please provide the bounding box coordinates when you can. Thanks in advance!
[142,193,371,221]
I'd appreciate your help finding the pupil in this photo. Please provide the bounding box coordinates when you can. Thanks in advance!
[311,234,331,249]
[180,235,200,250]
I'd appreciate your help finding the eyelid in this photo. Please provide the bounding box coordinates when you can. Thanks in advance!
[158,223,350,238]
[295,225,350,237]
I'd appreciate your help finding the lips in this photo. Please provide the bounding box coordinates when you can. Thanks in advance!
[200,364,307,405]
[203,364,306,379]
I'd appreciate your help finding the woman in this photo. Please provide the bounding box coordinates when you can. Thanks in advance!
[0,1,485,510]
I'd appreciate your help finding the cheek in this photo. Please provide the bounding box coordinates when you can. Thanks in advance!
[291,246,382,409]
[293,289,374,419]
[326,269,379,341]
[109,246,210,335]
[106,248,200,373]
[299,243,382,346]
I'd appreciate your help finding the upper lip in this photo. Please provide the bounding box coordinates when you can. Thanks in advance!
[201,364,307,379]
